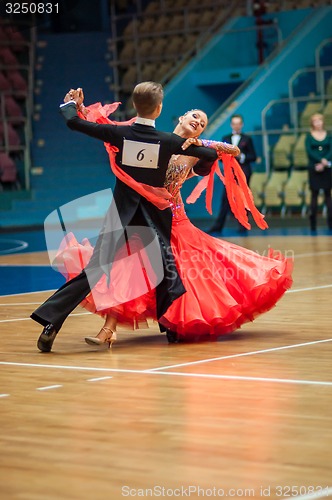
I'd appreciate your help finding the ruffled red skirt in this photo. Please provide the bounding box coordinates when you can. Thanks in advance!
[55,218,293,339]
[160,219,292,339]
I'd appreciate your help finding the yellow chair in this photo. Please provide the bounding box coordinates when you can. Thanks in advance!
[141,62,158,82]
[152,14,172,34]
[299,102,322,129]
[123,18,139,37]
[139,16,156,35]
[272,134,296,169]
[119,40,135,61]
[323,100,332,129]
[163,35,184,56]
[304,186,325,210]
[293,134,309,168]
[326,78,332,97]
[152,37,168,57]
[144,1,159,14]
[264,171,289,211]
[154,61,173,81]
[121,66,138,89]
[284,170,308,214]
[249,172,267,208]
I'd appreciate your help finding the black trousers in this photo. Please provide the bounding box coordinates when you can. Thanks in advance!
[309,188,332,229]
[31,204,185,332]
[31,224,129,332]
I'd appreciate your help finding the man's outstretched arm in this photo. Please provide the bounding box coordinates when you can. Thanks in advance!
[60,101,117,143]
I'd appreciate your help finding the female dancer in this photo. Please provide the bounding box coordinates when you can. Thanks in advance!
[56,99,293,346]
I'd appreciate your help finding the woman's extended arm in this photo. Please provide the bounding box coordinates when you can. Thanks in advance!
[182,137,240,157]
[201,139,240,157]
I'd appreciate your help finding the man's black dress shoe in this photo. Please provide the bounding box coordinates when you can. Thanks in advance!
[166,329,179,343]
[37,324,58,352]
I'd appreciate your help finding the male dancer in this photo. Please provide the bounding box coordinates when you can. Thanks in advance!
[31,82,218,352]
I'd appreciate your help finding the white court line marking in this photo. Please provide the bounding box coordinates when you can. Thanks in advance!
[0,289,56,298]
[0,394,10,398]
[0,311,91,323]
[282,488,332,500]
[36,385,63,391]
[0,317,34,323]
[1,281,332,316]
[144,371,332,386]
[148,338,332,372]
[0,302,45,306]
[0,264,50,267]
[0,361,332,387]
[295,250,332,258]
[0,361,143,373]
[87,376,113,382]
[0,239,28,254]
[287,284,332,293]
[0,337,331,372]
[1,286,330,304]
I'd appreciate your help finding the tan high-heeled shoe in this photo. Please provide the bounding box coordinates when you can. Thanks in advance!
[85,327,117,348]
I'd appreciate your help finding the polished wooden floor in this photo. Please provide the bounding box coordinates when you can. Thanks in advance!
[1,235,332,500]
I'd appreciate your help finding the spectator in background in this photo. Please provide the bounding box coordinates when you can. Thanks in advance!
[208,114,257,235]
[305,113,332,233]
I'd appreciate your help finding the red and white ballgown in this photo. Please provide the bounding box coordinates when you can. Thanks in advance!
[55,103,293,340]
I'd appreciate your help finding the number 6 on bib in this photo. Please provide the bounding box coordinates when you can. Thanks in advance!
[122,139,160,169]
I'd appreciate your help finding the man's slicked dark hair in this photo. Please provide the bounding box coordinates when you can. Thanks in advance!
[231,114,244,121]
[132,81,164,116]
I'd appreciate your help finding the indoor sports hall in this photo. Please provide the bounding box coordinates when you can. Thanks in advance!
[1,1,332,498]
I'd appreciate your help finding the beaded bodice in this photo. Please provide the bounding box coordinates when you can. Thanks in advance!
[165,155,198,221]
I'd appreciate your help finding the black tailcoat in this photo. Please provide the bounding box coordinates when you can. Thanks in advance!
[31,103,217,331]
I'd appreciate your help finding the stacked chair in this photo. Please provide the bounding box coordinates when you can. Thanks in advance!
[283,169,308,215]
[110,1,238,111]
[263,169,289,213]
[292,134,309,168]
[0,21,29,189]
[249,172,267,209]
[299,101,322,128]
[272,133,296,169]
[323,99,332,129]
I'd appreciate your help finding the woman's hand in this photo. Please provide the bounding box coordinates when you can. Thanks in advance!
[75,87,84,106]
[63,88,87,115]
[315,162,324,172]
[181,137,203,150]
[63,88,84,106]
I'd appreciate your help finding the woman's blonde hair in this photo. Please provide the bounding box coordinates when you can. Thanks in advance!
[310,112,325,129]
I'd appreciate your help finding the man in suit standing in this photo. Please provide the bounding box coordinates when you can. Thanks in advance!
[208,114,257,234]
[31,82,218,352]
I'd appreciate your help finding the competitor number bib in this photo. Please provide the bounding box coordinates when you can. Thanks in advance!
[122,139,160,169]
